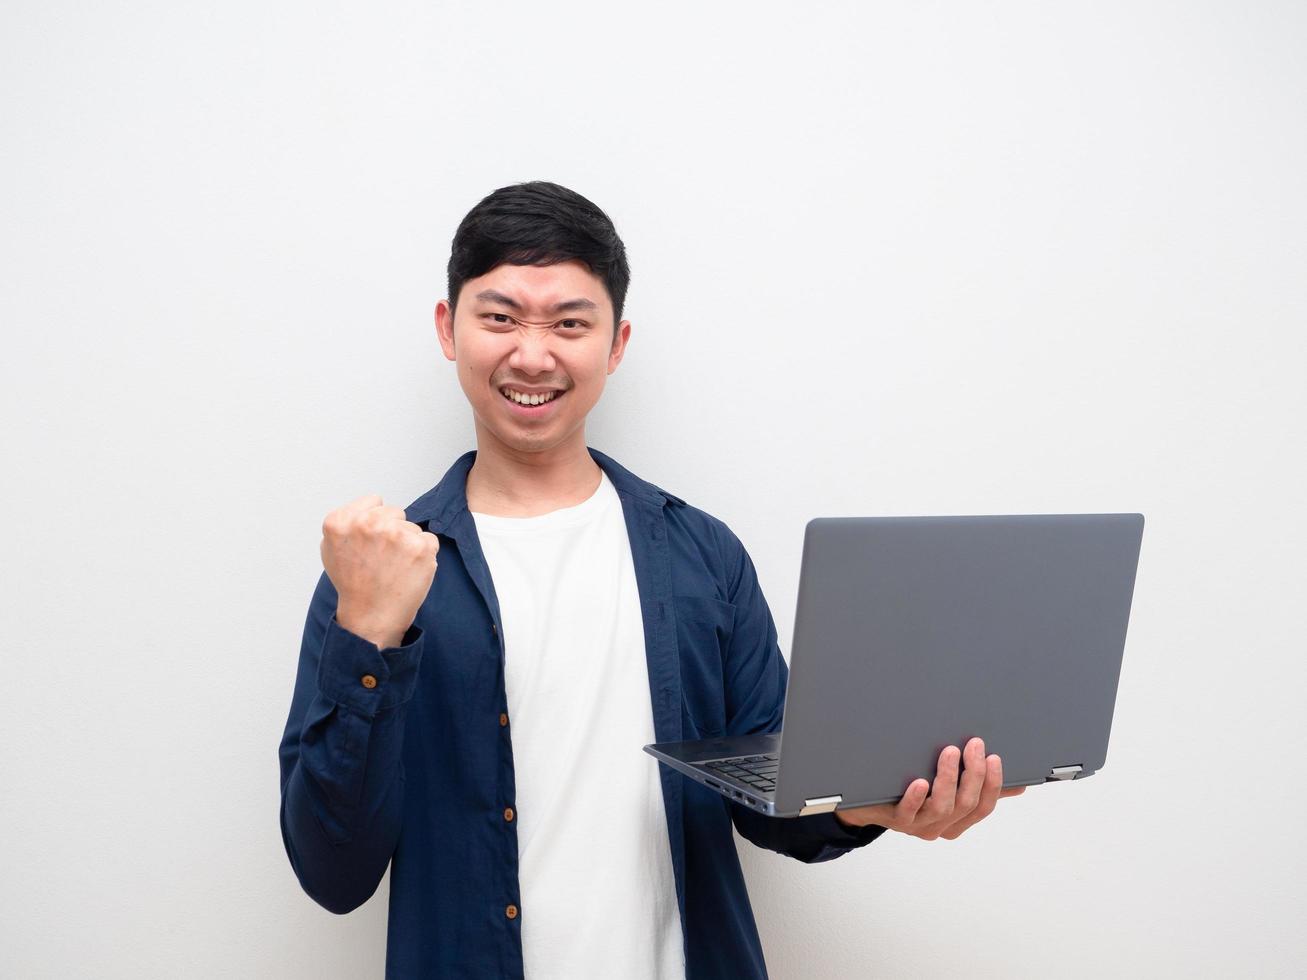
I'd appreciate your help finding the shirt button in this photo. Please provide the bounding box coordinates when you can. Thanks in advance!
[360,675,377,689]
[499,713,508,727]
[491,623,498,636]
[503,806,514,822]
[506,904,518,920]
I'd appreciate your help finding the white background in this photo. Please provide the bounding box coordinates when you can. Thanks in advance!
[3,1,1304,977]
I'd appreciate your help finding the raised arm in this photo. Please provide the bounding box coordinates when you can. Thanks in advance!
[277,495,438,913]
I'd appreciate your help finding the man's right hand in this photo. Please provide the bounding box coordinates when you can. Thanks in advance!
[320,494,440,650]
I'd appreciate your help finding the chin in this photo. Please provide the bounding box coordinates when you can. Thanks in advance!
[486,421,565,453]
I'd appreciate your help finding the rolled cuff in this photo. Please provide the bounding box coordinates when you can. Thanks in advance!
[315,615,424,717]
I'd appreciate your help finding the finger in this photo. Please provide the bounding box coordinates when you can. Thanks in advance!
[952,737,989,818]
[358,504,405,525]
[923,744,962,824]
[999,786,1026,798]
[895,779,931,826]
[392,515,437,545]
[975,752,1003,814]
[939,811,979,841]
[940,754,1002,840]
[343,493,384,513]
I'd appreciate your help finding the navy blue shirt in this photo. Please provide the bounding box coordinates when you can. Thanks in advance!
[278,447,885,978]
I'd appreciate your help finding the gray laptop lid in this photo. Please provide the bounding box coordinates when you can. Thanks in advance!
[773,514,1145,815]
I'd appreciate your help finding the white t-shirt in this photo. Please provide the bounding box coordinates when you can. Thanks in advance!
[471,469,686,980]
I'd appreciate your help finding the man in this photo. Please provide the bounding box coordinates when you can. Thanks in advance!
[278,180,1025,979]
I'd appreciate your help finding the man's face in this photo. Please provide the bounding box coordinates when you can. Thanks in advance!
[435,259,631,456]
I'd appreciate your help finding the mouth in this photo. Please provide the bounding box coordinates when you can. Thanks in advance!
[498,385,566,417]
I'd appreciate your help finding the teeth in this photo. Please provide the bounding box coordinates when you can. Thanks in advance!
[501,387,559,406]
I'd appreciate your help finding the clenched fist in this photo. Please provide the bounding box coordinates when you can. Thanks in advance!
[320,494,440,650]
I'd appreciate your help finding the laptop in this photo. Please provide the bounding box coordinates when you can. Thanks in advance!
[644,513,1145,818]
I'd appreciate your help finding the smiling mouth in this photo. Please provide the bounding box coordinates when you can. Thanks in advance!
[499,386,565,408]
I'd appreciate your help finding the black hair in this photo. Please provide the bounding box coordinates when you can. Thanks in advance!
[446,180,630,341]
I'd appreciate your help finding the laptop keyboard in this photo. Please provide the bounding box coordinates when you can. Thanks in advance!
[702,754,779,794]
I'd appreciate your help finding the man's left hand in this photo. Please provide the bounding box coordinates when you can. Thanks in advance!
[833,737,1026,841]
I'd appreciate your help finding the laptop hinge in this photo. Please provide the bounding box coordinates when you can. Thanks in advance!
[800,794,843,815]
[1047,765,1083,781]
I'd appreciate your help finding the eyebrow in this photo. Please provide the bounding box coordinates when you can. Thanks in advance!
[473,289,599,315]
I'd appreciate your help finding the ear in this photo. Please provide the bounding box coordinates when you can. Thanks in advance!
[436,300,456,361]
[608,320,631,374]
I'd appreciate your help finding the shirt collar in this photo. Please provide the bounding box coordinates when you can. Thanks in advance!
[404,445,686,533]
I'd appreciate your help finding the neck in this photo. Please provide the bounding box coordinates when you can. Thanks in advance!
[465,422,602,518]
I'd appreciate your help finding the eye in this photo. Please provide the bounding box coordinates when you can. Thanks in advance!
[558,319,586,330]
[485,313,514,325]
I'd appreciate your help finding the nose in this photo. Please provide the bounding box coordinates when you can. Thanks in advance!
[507,325,558,376]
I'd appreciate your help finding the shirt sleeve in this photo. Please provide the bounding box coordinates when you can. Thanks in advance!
[719,527,888,862]
[277,570,426,913]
